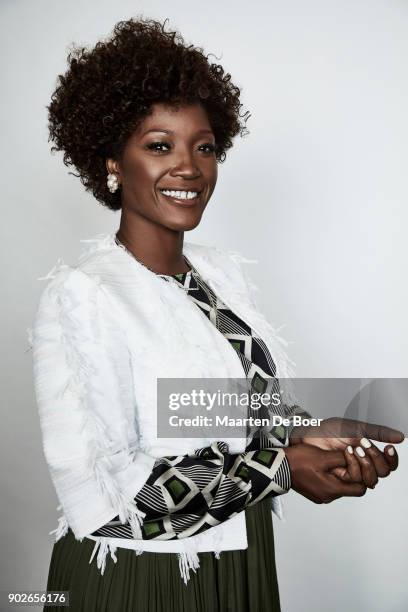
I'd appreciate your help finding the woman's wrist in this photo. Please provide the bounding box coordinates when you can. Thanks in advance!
[288,424,307,446]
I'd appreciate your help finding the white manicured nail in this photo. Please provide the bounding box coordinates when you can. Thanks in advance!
[347,445,354,455]
[361,438,371,449]
[356,447,365,458]
[387,447,395,456]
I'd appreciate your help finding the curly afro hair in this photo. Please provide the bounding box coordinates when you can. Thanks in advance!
[47,16,250,211]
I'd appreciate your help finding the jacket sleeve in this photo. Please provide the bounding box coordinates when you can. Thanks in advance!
[90,440,291,540]
[32,265,156,540]
[254,402,314,447]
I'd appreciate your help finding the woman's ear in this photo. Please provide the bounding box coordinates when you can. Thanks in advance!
[106,158,120,176]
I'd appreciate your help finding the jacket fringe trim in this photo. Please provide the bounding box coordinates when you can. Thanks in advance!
[49,505,69,541]
[84,537,204,583]
[178,549,200,585]
[89,537,118,575]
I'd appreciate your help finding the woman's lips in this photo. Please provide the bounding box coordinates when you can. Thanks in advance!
[158,190,201,206]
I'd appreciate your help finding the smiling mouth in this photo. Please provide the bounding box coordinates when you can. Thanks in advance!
[158,188,202,203]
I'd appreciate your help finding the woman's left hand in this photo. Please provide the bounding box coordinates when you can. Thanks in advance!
[331,443,399,486]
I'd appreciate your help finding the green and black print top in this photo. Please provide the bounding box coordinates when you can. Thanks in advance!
[91,256,293,541]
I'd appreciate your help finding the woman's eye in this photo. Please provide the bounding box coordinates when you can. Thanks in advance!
[199,143,216,154]
[146,141,171,153]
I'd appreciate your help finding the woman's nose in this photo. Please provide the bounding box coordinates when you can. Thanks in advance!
[169,150,201,178]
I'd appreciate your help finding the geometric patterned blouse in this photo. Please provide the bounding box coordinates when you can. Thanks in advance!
[90,254,292,541]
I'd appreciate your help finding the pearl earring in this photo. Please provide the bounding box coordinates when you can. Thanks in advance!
[107,173,119,193]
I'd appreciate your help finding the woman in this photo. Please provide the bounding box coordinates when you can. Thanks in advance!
[32,17,403,612]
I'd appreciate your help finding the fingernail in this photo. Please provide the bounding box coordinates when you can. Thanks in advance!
[387,447,395,456]
[360,438,371,449]
[347,445,354,455]
[356,447,365,458]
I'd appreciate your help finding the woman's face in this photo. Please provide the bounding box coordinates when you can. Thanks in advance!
[109,102,218,231]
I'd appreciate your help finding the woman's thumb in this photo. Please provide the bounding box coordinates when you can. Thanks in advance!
[322,449,347,471]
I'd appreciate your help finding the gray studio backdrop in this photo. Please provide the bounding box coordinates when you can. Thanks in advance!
[1,1,407,611]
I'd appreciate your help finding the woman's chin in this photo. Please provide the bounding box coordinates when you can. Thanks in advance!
[163,213,205,232]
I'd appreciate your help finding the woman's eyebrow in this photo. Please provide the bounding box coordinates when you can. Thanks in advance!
[141,128,214,137]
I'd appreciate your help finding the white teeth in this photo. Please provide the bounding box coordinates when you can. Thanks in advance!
[161,189,199,200]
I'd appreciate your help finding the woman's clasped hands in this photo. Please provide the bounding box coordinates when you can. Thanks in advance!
[285,418,404,504]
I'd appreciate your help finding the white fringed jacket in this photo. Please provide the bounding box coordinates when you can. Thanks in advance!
[31,232,297,581]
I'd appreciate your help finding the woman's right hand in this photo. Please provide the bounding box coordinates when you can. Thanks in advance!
[284,444,367,504]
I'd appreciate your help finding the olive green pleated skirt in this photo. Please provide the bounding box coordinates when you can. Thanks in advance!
[44,498,281,612]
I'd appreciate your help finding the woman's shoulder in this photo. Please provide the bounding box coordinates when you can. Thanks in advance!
[35,232,119,300]
[36,263,98,306]
[184,242,258,283]
[184,240,256,265]
[32,266,100,348]
[33,244,109,335]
